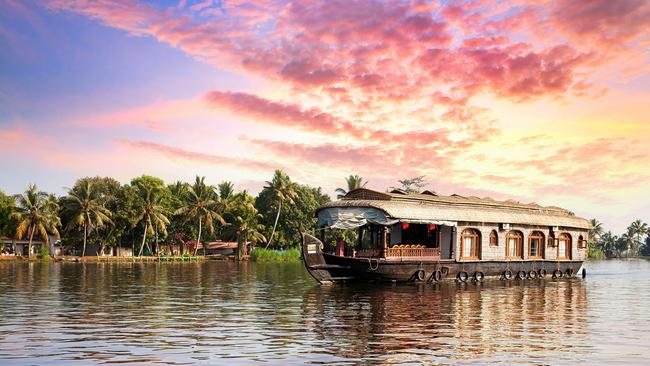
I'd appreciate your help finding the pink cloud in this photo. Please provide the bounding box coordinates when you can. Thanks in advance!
[550,0,650,48]
[116,139,277,171]
[45,0,631,113]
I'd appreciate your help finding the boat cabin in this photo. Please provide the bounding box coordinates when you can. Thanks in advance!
[316,188,590,263]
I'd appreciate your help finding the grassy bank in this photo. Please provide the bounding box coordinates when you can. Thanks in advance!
[250,248,301,263]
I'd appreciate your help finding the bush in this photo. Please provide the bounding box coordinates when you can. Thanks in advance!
[588,246,606,260]
[250,247,301,263]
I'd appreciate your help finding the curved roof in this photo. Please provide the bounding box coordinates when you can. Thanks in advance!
[318,188,590,230]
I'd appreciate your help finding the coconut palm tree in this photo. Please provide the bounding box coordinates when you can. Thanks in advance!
[597,231,617,258]
[627,220,648,256]
[61,180,113,257]
[588,218,604,247]
[134,182,169,257]
[226,192,265,260]
[11,184,60,257]
[264,170,297,249]
[335,175,368,199]
[174,176,225,256]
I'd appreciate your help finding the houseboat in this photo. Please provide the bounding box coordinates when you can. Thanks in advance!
[302,188,590,284]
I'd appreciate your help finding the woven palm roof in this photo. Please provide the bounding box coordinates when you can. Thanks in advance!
[318,188,590,230]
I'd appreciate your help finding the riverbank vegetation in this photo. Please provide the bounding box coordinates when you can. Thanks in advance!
[0,170,329,260]
[250,248,301,263]
[588,219,650,259]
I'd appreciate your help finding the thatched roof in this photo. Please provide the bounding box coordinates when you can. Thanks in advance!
[318,188,590,230]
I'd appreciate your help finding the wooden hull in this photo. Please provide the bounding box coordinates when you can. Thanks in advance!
[302,233,583,284]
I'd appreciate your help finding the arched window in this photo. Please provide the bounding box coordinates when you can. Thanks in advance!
[461,229,481,259]
[529,231,545,259]
[506,231,523,259]
[489,230,498,247]
[548,232,556,247]
[578,235,586,249]
[558,233,572,259]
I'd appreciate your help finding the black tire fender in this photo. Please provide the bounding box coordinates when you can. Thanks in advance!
[457,271,469,283]
[552,269,563,279]
[472,271,484,282]
[427,270,442,283]
[538,268,547,277]
[503,269,513,280]
[528,270,537,279]
[416,269,425,281]
[517,270,527,280]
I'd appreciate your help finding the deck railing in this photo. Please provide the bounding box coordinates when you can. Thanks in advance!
[354,247,440,259]
[386,247,440,258]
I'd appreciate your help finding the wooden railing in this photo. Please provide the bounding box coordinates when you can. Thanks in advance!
[386,247,440,258]
[353,247,440,259]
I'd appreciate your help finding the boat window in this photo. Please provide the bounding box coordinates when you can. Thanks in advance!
[558,233,572,259]
[489,230,498,247]
[529,231,545,259]
[506,230,523,259]
[578,235,586,249]
[460,228,481,259]
[548,232,556,247]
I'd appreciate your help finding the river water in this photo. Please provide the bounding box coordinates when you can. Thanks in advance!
[0,259,648,365]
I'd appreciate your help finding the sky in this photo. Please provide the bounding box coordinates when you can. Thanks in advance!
[1,0,649,233]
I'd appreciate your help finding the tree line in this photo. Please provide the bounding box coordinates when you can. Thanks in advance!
[588,219,650,258]
[0,170,330,258]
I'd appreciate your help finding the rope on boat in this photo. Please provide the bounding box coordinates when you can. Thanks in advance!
[367,258,379,271]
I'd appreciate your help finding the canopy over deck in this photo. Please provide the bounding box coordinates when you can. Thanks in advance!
[317,188,591,230]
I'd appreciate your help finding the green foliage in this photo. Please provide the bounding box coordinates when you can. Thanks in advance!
[38,244,49,258]
[60,179,113,256]
[641,235,650,257]
[261,170,298,248]
[588,246,606,259]
[0,190,16,237]
[133,178,170,256]
[11,184,60,257]
[250,248,301,263]
[256,174,330,249]
[335,175,367,199]
[174,176,224,255]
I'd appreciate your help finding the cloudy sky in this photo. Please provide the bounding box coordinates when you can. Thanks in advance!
[1,0,649,232]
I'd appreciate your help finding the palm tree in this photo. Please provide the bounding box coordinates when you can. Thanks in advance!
[589,219,603,243]
[227,192,265,260]
[174,176,225,256]
[218,181,235,200]
[134,182,169,257]
[11,184,60,257]
[597,231,617,258]
[628,220,648,256]
[61,180,113,257]
[264,170,297,249]
[335,175,368,199]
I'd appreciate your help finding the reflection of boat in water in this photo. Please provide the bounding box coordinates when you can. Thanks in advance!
[299,279,588,362]
[302,188,590,284]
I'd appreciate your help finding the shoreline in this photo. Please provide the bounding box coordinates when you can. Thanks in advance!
[0,254,249,262]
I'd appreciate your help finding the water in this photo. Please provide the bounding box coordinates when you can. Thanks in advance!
[0,260,648,365]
